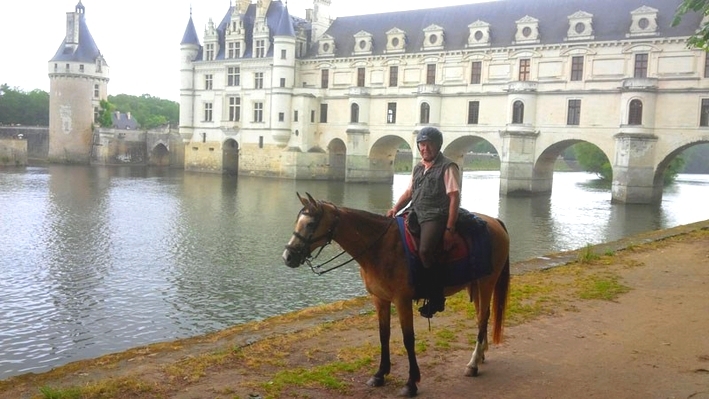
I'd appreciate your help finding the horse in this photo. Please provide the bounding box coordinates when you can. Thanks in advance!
[282,193,510,397]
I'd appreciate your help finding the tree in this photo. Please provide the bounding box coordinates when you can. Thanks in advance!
[673,0,709,49]
[0,84,49,126]
[97,99,115,127]
[574,143,684,185]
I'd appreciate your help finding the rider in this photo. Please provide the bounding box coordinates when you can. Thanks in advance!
[386,126,461,318]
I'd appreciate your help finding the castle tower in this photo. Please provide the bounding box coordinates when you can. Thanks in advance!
[310,0,332,42]
[271,3,297,144]
[48,1,109,163]
[179,9,200,140]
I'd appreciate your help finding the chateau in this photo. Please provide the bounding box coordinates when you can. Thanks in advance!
[42,0,708,203]
[178,0,708,202]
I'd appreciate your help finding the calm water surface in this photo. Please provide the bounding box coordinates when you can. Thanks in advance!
[1,165,707,378]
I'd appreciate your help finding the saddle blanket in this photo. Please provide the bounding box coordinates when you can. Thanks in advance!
[396,210,493,291]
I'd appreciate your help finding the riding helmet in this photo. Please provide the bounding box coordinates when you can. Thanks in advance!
[416,126,443,147]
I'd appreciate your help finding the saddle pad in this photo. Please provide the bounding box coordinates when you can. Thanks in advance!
[396,215,493,290]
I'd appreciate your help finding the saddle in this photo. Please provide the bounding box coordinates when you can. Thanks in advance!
[396,209,493,298]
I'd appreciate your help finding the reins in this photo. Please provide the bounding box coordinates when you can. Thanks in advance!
[300,205,396,276]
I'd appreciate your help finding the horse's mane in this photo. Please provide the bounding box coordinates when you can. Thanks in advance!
[319,201,392,226]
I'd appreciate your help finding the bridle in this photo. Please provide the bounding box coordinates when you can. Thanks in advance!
[285,202,394,275]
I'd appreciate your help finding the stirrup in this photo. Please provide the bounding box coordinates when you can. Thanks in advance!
[418,298,445,318]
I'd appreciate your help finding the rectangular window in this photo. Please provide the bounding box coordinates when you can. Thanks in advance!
[227,67,240,86]
[227,42,238,59]
[320,104,328,123]
[571,56,584,81]
[254,102,263,122]
[205,43,215,61]
[254,72,263,89]
[255,39,266,58]
[519,59,530,81]
[567,99,581,125]
[701,99,709,126]
[259,136,264,149]
[705,53,709,78]
[321,69,329,88]
[228,96,241,122]
[357,67,365,87]
[311,110,315,123]
[467,101,480,124]
[235,42,241,58]
[389,66,398,87]
[280,77,286,87]
[278,112,285,122]
[79,64,84,72]
[281,49,287,59]
[387,102,397,124]
[470,61,482,84]
[634,53,648,78]
[204,102,213,122]
[426,64,436,84]
[294,110,299,122]
[94,84,99,98]
[205,74,213,90]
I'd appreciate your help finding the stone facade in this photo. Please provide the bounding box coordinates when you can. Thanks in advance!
[179,0,707,202]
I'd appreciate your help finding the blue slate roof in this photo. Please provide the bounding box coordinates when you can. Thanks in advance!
[111,112,139,130]
[181,15,200,46]
[50,2,103,63]
[183,0,299,60]
[314,0,701,58]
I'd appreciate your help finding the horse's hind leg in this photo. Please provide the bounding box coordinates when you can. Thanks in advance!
[366,296,391,388]
[466,285,491,377]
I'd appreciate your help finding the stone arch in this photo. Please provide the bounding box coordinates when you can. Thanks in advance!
[532,139,612,195]
[444,135,501,170]
[149,143,170,166]
[652,137,709,202]
[223,139,239,175]
[327,138,346,181]
[368,134,410,183]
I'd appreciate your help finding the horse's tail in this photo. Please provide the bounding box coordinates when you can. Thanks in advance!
[491,256,509,344]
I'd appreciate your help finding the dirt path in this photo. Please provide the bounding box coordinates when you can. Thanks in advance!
[2,222,709,399]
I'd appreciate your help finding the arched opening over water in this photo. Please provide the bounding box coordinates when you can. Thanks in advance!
[653,139,709,203]
[149,143,170,166]
[444,135,501,172]
[222,139,239,176]
[533,140,611,197]
[327,138,346,181]
[370,134,411,181]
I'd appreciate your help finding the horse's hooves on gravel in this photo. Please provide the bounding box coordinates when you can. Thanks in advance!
[465,366,479,377]
[366,376,385,387]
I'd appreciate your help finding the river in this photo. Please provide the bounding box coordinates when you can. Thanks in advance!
[0,165,707,378]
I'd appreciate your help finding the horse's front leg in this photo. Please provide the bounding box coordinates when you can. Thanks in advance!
[396,299,420,397]
[366,296,391,387]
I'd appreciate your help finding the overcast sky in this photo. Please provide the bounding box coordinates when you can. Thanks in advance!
[0,0,488,101]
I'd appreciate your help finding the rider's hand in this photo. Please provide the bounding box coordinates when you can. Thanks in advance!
[386,208,397,218]
[443,229,456,251]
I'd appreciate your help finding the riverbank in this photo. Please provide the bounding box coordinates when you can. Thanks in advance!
[2,220,708,399]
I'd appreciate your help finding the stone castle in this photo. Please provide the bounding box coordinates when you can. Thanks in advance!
[5,0,708,203]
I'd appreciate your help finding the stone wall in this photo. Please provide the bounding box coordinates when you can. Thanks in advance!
[0,138,28,167]
[0,126,49,160]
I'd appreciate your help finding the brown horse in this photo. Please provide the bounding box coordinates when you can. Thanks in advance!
[282,193,510,397]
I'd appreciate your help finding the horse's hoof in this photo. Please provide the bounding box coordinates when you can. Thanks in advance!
[366,375,385,387]
[465,366,479,377]
[398,384,418,397]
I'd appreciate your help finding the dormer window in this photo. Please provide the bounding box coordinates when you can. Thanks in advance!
[628,6,658,37]
[467,20,491,47]
[353,30,373,55]
[386,27,406,53]
[567,11,594,41]
[422,24,445,51]
[514,16,540,44]
[318,34,335,57]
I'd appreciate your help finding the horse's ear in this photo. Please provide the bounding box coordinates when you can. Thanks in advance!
[297,192,308,207]
[305,192,317,205]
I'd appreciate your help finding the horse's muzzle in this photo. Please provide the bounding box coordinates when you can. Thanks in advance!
[282,246,302,268]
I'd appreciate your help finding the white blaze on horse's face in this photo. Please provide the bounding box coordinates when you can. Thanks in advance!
[282,208,318,267]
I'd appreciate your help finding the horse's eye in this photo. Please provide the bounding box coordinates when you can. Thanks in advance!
[306,221,317,230]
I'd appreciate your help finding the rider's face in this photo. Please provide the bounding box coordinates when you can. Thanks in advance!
[418,140,439,162]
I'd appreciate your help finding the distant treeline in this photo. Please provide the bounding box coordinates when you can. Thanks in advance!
[0,84,178,130]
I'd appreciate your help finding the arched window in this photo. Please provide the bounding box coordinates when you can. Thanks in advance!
[512,100,524,124]
[350,103,359,123]
[420,102,430,124]
[628,99,643,125]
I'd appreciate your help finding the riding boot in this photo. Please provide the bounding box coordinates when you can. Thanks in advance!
[418,267,445,318]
